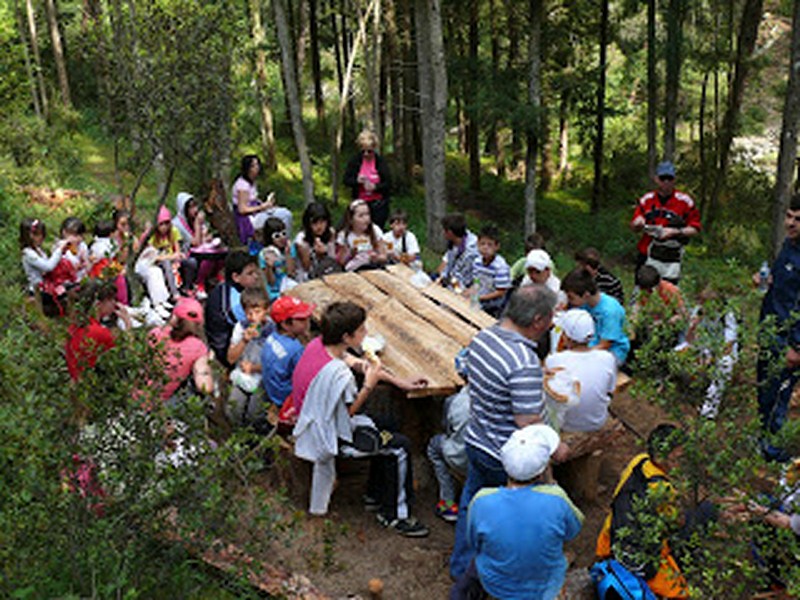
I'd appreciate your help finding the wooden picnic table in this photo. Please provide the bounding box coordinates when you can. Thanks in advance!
[287,268,496,398]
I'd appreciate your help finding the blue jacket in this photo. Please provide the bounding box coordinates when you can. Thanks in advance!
[761,238,800,347]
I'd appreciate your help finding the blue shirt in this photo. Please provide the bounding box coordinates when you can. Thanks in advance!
[584,293,630,364]
[261,330,304,406]
[464,325,544,461]
[761,238,800,347]
[468,484,583,600]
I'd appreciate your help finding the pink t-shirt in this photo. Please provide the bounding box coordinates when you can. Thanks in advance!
[149,327,208,400]
[357,156,382,202]
[291,336,334,415]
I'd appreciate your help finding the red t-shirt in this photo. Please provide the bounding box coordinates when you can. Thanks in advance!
[291,336,334,415]
[65,318,115,381]
[149,326,208,400]
[631,189,701,255]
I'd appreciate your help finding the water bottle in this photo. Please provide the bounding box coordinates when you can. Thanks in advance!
[470,278,481,310]
[759,260,770,293]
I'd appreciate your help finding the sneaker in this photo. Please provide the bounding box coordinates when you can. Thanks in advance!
[435,499,459,523]
[363,495,381,512]
[196,284,207,301]
[376,513,429,538]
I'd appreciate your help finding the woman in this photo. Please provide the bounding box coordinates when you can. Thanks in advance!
[343,130,392,229]
[231,155,293,247]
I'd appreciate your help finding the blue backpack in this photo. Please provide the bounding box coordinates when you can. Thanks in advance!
[590,558,657,600]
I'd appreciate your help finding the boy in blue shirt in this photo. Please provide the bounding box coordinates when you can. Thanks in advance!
[261,296,315,407]
[561,267,630,366]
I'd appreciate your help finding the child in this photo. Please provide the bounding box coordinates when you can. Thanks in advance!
[225,287,273,432]
[382,209,420,266]
[472,225,512,316]
[574,246,624,305]
[205,251,261,368]
[89,220,116,263]
[561,267,630,366]
[20,217,70,296]
[292,301,428,537]
[294,202,338,282]
[261,295,315,408]
[437,214,479,292]
[173,192,223,297]
[336,199,387,271]
[426,349,470,523]
[148,205,183,301]
[60,216,91,281]
[259,217,296,301]
[509,232,546,283]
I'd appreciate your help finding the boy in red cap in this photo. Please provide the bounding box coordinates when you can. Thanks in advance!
[261,295,315,408]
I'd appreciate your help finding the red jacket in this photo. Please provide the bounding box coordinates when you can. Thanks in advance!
[632,190,701,255]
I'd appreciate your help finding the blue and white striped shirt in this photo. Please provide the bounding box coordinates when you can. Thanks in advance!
[464,325,544,460]
[473,254,512,310]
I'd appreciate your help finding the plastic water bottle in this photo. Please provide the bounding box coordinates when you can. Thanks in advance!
[759,260,770,293]
[470,278,481,310]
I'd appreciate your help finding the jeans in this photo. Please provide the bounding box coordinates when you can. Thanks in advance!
[450,444,507,579]
[757,340,799,462]
[427,433,458,502]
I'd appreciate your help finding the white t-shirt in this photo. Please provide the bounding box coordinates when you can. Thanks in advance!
[336,224,383,258]
[382,230,420,259]
[545,349,617,432]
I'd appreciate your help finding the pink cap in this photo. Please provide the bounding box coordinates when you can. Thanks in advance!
[173,297,204,323]
[157,205,172,224]
[270,296,315,323]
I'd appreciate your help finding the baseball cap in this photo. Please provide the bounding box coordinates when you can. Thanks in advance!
[270,296,316,323]
[501,424,560,482]
[173,297,204,323]
[157,204,172,223]
[560,309,595,344]
[525,249,553,272]
[656,161,676,178]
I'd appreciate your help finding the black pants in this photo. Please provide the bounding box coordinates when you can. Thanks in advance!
[366,430,415,520]
[367,197,391,229]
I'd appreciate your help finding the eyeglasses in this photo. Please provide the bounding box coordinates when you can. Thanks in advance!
[271,230,287,240]
[658,175,675,182]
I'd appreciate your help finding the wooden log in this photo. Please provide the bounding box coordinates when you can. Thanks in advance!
[321,272,387,310]
[286,279,348,318]
[361,269,479,347]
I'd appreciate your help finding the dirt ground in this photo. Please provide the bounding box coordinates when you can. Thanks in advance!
[252,383,671,599]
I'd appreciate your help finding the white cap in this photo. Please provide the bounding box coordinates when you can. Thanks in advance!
[525,249,552,271]
[560,309,595,344]
[501,424,560,481]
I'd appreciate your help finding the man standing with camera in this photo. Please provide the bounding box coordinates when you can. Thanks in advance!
[630,161,701,284]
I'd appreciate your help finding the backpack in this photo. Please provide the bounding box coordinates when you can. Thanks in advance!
[609,456,668,580]
[590,558,657,600]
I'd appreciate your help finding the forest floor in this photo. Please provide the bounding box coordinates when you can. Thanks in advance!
[249,384,670,599]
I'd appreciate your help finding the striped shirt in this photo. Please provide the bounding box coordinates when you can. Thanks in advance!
[473,254,512,310]
[596,265,624,305]
[464,325,544,460]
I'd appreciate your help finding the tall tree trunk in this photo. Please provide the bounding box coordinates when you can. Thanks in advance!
[558,88,569,177]
[385,0,404,163]
[14,0,41,118]
[44,0,71,108]
[699,71,709,212]
[400,0,418,176]
[415,0,448,252]
[663,0,686,162]
[309,0,326,133]
[25,0,48,117]
[296,0,308,77]
[249,0,277,172]
[524,0,542,234]
[331,0,344,96]
[705,0,763,229]
[274,0,316,205]
[771,0,800,257]
[591,0,608,214]
[539,107,553,192]
[506,0,522,167]
[332,0,376,204]
[364,0,383,142]
[467,0,480,192]
[340,0,357,130]
[647,0,657,175]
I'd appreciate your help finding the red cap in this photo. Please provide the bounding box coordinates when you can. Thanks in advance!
[270,296,315,323]
[173,297,204,323]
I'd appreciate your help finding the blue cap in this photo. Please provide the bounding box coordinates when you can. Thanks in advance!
[656,161,676,178]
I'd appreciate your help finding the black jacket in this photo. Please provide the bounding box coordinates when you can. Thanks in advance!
[343,152,392,201]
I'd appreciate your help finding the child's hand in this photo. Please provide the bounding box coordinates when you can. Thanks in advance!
[313,238,327,255]
[262,192,276,210]
[364,355,382,389]
[263,252,277,267]
[243,324,260,341]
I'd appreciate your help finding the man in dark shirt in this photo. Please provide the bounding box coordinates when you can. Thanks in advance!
[758,195,800,461]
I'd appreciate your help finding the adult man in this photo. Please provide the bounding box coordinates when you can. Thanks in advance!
[545,309,617,432]
[449,285,565,578]
[630,161,701,283]
[451,424,583,600]
[757,195,800,461]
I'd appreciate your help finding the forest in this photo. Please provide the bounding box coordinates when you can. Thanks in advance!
[2,0,800,597]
